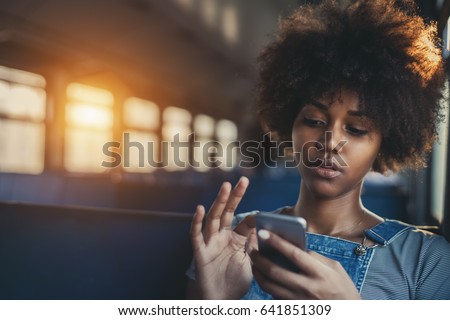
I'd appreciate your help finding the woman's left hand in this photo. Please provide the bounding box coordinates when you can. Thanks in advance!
[249,230,361,300]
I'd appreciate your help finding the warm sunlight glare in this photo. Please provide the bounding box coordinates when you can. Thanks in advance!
[66,83,114,106]
[66,103,113,129]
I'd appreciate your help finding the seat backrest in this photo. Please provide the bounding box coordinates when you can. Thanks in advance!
[0,201,193,299]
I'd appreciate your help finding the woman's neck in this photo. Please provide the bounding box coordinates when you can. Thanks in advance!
[288,182,370,238]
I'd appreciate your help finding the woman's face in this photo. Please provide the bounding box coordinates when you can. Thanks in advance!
[292,88,382,199]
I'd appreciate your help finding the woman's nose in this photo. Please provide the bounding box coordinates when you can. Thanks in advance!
[317,128,345,155]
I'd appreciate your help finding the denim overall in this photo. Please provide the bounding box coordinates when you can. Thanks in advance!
[241,219,414,299]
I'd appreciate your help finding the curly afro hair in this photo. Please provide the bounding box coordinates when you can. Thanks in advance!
[256,0,446,173]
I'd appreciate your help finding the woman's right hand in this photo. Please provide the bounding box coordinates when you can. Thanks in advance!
[187,176,256,299]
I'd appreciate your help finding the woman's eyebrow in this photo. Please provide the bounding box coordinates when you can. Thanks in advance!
[309,100,329,111]
[347,110,365,117]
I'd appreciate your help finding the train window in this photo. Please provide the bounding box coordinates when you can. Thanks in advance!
[123,97,160,173]
[222,4,239,44]
[193,114,215,172]
[200,0,218,28]
[64,83,114,173]
[0,66,46,174]
[124,97,159,130]
[216,119,238,171]
[162,106,192,171]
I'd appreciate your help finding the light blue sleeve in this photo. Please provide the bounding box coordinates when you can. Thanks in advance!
[416,235,450,299]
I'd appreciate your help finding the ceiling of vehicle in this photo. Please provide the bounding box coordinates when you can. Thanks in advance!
[0,0,448,130]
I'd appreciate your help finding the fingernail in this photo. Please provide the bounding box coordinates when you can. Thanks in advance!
[239,176,249,185]
[258,229,270,240]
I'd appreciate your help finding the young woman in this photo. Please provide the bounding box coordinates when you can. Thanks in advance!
[186,0,450,299]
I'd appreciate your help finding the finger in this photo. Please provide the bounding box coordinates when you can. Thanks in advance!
[220,176,250,229]
[250,246,307,284]
[190,205,206,251]
[252,268,304,300]
[234,215,256,237]
[244,231,258,254]
[309,250,342,269]
[250,250,311,299]
[204,182,232,239]
[236,216,257,254]
[258,229,319,275]
[250,248,290,285]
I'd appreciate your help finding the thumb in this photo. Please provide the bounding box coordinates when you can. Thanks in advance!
[234,215,256,238]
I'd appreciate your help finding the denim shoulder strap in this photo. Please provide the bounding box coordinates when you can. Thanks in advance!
[364,219,415,247]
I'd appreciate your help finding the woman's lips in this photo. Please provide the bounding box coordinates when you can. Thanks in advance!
[309,166,342,179]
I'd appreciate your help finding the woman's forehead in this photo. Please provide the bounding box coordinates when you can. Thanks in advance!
[310,88,361,111]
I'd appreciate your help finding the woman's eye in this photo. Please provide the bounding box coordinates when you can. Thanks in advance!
[346,126,368,136]
[304,118,325,127]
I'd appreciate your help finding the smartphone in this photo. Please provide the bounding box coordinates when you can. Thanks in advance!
[255,212,307,272]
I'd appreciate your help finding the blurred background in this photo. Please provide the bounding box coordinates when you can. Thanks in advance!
[0,0,449,236]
